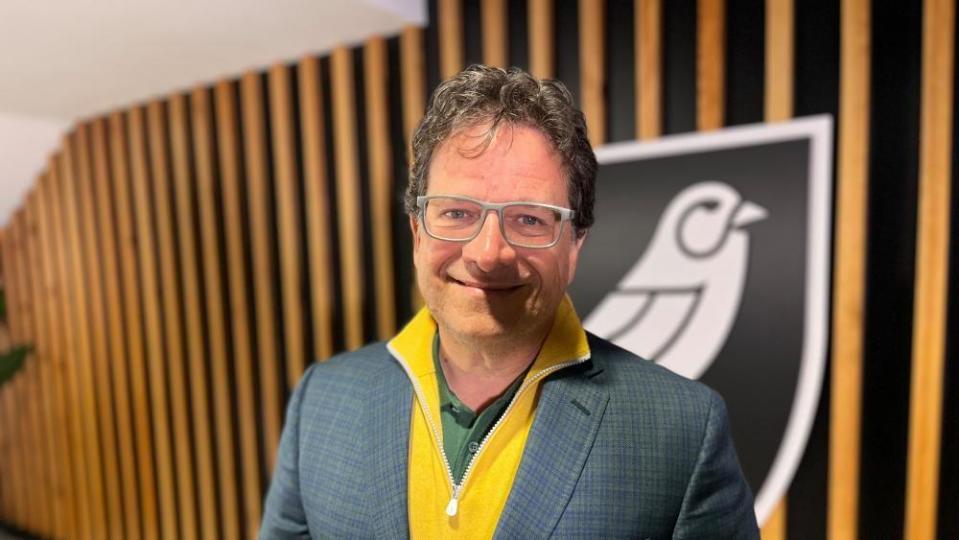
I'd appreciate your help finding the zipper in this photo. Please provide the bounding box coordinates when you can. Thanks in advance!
[388,343,589,518]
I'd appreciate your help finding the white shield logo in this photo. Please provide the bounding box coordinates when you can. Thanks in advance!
[569,116,833,525]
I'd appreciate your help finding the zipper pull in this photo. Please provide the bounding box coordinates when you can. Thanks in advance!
[446,486,460,517]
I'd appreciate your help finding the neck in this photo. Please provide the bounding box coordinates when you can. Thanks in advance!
[437,322,550,411]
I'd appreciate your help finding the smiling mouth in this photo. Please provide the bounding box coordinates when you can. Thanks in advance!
[449,277,524,293]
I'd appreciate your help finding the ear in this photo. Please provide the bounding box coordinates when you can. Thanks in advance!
[410,214,422,258]
[566,229,587,285]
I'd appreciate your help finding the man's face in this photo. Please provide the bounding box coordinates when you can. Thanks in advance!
[411,123,586,344]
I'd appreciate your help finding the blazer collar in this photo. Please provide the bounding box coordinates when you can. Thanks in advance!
[495,359,609,538]
[368,360,413,539]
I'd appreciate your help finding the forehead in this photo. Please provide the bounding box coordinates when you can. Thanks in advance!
[426,123,567,204]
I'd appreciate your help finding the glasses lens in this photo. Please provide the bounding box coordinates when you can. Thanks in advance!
[503,204,562,246]
[424,197,485,239]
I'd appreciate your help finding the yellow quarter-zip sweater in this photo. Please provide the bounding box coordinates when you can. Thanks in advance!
[387,296,591,538]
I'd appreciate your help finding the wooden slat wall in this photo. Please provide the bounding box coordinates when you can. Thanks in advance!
[24,192,62,539]
[239,72,284,476]
[332,47,366,351]
[2,3,957,538]
[90,118,141,539]
[128,106,180,540]
[365,38,399,340]
[145,101,199,540]
[299,56,336,364]
[904,0,955,538]
[830,0,870,538]
[213,81,264,539]
[108,111,161,540]
[697,0,726,131]
[73,125,125,540]
[36,171,80,538]
[269,64,308,393]
[52,150,99,540]
[167,95,220,540]
[191,87,243,540]
[636,0,663,140]
[580,0,606,145]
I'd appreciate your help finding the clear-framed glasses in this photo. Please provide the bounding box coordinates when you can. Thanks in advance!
[416,195,576,248]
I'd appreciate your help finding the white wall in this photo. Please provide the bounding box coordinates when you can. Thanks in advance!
[0,114,68,228]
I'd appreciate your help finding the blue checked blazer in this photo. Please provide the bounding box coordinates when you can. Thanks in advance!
[260,333,759,539]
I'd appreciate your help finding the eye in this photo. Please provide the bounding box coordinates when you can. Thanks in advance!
[518,214,544,226]
[442,208,472,220]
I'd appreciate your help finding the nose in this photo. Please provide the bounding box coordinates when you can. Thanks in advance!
[461,211,516,272]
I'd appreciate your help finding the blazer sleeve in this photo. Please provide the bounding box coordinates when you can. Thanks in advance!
[673,390,760,539]
[259,364,318,539]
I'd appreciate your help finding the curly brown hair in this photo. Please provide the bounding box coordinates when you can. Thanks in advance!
[405,65,596,235]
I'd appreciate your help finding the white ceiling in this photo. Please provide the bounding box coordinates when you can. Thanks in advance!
[0,0,426,227]
[0,0,425,120]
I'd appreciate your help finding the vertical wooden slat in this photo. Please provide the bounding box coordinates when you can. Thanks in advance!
[90,118,142,540]
[74,124,125,540]
[6,386,21,533]
[36,172,80,537]
[25,191,66,539]
[128,107,180,540]
[636,0,663,139]
[401,26,427,149]
[213,80,263,538]
[761,498,787,540]
[0,227,21,527]
[331,47,366,350]
[191,87,242,540]
[482,0,508,67]
[145,101,199,540]
[50,152,96,540]
[829,0,870,537]
[580,0,606,145]
[2,219,31,532]
[1,232,10,529]
[109,112,161,539]
[4,218,29,532]
[168,95,220,540]
[21,209,54,536]
[439,0,464,78]
[14,213,43,536]
[400,27,428,312]
[268,64,308,392]
[365,38,398,340]
[697,0,725,131]
[2,377,27,530]
[765,0,794,121]
[62,137,112,539]
[528,0,554,79]
[904,0,955,538]
[6,218,25,530]
[0,230,10,521]
[19,204,55,540]
[239,72,284,476]
[762,2,794,536]
[298,56,336,363]
[0,383,17,527]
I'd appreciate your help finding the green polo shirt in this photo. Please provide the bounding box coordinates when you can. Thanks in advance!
[433,334,527,485]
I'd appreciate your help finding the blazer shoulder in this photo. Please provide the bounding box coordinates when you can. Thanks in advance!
[586,332,720,417]
[295,341,407,406]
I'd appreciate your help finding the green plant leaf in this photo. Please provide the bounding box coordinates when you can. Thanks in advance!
[0,345,32,386]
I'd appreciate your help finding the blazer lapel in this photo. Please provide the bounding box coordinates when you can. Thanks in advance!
[495,362,609,538]
[368,361,413,539]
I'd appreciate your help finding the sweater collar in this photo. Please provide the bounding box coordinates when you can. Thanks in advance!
[387,295,592,379]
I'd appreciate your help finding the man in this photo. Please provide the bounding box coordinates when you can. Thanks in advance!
[260,65,759,539]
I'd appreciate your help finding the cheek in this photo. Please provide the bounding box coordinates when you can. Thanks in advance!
[416,238,461,275]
